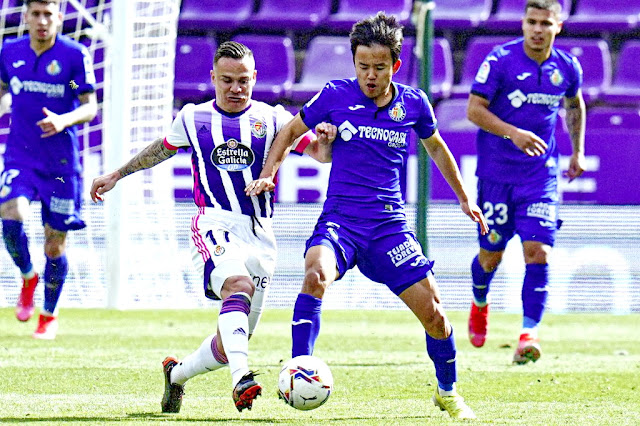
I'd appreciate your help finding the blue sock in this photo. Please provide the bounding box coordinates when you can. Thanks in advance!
[291,293,322,357]
[43,255,68,314]
[522,263,549,328]
[471,255,495,305]
[2,219,33,274]
[426,328,457,391]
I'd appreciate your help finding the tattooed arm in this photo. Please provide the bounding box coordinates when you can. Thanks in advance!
[90,137,177,202]
[563,89,586,182]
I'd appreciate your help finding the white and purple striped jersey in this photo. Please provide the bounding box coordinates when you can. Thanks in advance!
[165,100,305,218]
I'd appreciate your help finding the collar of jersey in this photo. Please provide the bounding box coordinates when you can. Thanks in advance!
[212,99,252,118]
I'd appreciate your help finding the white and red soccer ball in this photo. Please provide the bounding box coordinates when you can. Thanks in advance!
[277,355,333,411]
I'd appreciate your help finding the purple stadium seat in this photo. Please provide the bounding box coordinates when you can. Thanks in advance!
[178,0,253,32]
[450,36,512,99]
[62,0,101,32]
[587,106,640,130]
[290,36,353,103]
[174,36,216,103]
[434,98,476,133]
[1,0,22,27]
[485,0,569,31]
[564,0,639,34]
[395,38,453,102]
[432,0,493,30]
[394,37,417,87]
[250,0,332,30]
[232,35,295,103]
[553,38,611,104]
[601,41,640,106]
[326,0,413,32]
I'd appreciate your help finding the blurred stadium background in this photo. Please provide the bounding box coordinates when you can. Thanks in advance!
[0,0,639,313]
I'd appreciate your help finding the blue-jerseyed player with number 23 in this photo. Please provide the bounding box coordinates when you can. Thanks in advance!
[247,12,488,420]
[466,0,586,364]
[0,0,97,339]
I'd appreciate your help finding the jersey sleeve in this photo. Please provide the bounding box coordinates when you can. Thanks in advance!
[413,89,438,139]
[165,105,191,149]
[300,82,334,129]
[72,45,96,95]
[565,55,583,99]
[470,49,503,102]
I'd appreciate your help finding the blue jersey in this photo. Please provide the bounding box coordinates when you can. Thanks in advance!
[301,78,437,221]
[470,38,582,184]
[0,35,96,174]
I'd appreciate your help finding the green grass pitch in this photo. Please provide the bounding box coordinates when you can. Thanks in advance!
[1,308,639,425]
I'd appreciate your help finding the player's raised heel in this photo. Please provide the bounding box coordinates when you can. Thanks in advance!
[161,357,184,413]
[233,371,262,412]
[468,302,489,348]
[432,389,477,419]
[513,333,541,365]
[32,313,58,339]
[16,273,39,322]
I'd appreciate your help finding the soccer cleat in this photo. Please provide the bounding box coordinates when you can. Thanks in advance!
[468,302,489,348]
[513,333,541,365]
[161,357,184,413]
[432,389,477,419]
[32,313,58,340]
[16,273,39,322]
[232,371,262,412]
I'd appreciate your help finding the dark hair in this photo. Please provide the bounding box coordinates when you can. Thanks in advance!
[24,0,61,6]
[349,11,403,64]
[525,0,562,17]
[214,41,253,65]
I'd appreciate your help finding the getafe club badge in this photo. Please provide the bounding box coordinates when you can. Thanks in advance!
[251,120,267,138]
[487,229,502,245]
[550,69,563,86]
[389,102,406,122]
[46,60,62,76]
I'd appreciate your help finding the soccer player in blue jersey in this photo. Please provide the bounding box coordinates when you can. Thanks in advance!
[90,41,334,413]
[246,12,488,419]
[0,0,97,339]
[466,0,586,364]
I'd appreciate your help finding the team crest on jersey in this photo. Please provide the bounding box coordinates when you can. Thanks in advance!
[251,120,267,138]
[550,69,564,86]
[46,60,62,76]
[213,245,225,256]
[487,229,502,245]
[211,138,255,171]
[388,102,406,122]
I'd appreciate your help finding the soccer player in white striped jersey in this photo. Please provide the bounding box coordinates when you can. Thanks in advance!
[89,41,335,413]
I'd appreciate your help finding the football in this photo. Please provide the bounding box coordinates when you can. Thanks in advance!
[277,355,334,411]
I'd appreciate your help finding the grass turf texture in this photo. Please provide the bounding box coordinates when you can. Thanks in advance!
[1,308,639,425]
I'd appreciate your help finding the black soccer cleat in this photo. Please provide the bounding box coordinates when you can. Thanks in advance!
[232,371,262,412]
[161,356,184,413]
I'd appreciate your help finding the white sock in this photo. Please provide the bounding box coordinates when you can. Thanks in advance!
[21,269,36,280]
[522,327,538,339]
[438,384,457,396]
[218,298,251,388]
[170,334,227,385]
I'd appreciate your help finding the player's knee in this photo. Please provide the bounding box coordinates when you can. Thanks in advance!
[302,268,328,297]
[0,203,22,221]
[222,276,255,297]
[44,241,65,258]
[523,244,551,264]
[478,251,503,272]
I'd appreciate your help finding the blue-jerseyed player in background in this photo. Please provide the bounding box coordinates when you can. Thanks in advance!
[466,0,586,364]
[0,0,97,339]
[247,12,488,420]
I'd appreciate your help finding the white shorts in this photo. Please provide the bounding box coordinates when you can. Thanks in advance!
[190,207,276,335]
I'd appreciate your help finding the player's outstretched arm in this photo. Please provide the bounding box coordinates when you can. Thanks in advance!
[245,113,310,196]
[467,93,547,157]
[421,130,489,235]
[563,90,586,182]
[90,137,177,202]
[37,92,98,138]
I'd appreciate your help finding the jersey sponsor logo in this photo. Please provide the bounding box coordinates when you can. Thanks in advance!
[516,72,532,80]
[46,60,62,76]
[211,138,255,171]
[487,229,502,245]
[388,102,406,122]
[337,120,408,147]
[348,104,365,111]
[386,234,424,268]
[9,76,65,98]
[550,68,564,86]
[12,60,25,68]
[475,60,491,84]
[527,202,556,221]
[507,89,563,108]
[251,120,267,138]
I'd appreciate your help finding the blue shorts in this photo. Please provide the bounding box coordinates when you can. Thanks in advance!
[305,212,434,296]
[0,166,86,231]
[477,178,561,251]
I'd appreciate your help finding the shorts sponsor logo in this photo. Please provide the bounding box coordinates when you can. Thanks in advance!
[487,229,502,245]
[213,245,225,256]
[50,196,74,215]
[251,120,267,138]
[527,202,556,221]
[386,234,424,267]
[211,139,255,171]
